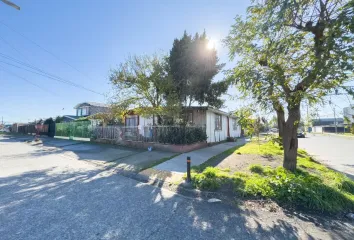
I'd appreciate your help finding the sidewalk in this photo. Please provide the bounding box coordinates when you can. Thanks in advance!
[153,139,245,174]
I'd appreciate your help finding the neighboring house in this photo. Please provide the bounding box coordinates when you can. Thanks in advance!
[74,102,110,117]
[63,102,110,122]
[62,115,81,122]
[124,106,241,143]
[312,118,345,133]
[312,118,344,126]
[11,123,26,133]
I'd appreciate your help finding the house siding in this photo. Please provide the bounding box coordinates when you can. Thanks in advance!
[89,106,110,115]
[189,109,206,126]
[206,110,228,143]
[123,108,241,143]
[229,117,241,138]
[139,116,154,126]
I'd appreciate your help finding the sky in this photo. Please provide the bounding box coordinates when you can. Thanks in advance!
[0,0,352,124]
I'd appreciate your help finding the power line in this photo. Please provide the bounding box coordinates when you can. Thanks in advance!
[0,64,57,95]
[0,34,30,62]
[0,57,104,95]
[0,53,96,91]
[0,19,97,83]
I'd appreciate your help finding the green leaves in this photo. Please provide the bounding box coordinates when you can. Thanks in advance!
[225,0,354,170]
[109,54,173,120]
[169,31,227,108]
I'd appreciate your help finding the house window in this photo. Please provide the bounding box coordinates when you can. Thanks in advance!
[82,107,88,116]
[77,107,88,116]
[126,116,137,127]
[232,118,238,130]
[215,114,222,130]
[187,112,193,124]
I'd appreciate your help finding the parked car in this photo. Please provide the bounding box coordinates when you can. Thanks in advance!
[297,131,305,138]
[268,128,279,135]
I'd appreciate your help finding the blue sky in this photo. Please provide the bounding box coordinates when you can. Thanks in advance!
[0,0,351,124]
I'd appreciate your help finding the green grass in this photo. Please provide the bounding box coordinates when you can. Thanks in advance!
[192,145,242,173]
[235,140,283,156]
[189,141,354,214]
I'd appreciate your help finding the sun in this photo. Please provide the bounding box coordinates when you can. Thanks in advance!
[207,39,216,50]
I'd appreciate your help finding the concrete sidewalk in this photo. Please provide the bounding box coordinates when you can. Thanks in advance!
[154,139,245,173]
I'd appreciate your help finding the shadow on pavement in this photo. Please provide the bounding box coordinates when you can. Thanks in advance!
[1,135,353,239]
[0,135,176,174]
[2,167,349,240]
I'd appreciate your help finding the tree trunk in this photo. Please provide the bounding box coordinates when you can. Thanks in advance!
[276,109,285,138]
[282,105,301,172]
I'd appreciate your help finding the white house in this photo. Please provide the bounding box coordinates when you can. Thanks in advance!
[124,106,241,143]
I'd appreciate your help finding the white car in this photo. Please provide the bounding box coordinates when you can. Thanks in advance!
[268,128,279,133]
[0,128,10,133]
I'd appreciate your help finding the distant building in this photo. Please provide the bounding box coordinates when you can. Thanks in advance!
[312,118,345,133]
[62,102,111,122]
[343,105,354,124]
[74,102,110,117]
[312,118,344,126]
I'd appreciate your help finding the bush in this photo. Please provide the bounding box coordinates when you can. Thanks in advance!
[190,162,354,213]
[157,126,207,144]
[249,164,264,174]
[191,167,230,190]
[226,137,236,142]
[241,167,354,212]
[188,140,354,213]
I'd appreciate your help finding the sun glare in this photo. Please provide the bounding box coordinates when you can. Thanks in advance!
[207,39,216,50]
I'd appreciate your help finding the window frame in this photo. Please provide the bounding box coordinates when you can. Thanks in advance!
[186,111,193,124]
[81,107,88,116]
[232,118,238,130]
[125,115,137,127]
[215,114,222,130]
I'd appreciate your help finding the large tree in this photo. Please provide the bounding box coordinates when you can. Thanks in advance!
[110,54,173,124]
[169,31,228,109]
[225,0,354,171]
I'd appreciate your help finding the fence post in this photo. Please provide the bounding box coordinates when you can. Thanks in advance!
[186,156,191,182]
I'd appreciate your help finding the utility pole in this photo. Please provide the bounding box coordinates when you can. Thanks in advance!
[334,107,338,134]
[306,100,309,132]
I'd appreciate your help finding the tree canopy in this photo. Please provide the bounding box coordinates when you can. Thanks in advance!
[109,54,173,122]
[169,31,228,109]
[225,0,354,171]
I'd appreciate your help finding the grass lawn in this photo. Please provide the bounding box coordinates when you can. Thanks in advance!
[190,140,354,214]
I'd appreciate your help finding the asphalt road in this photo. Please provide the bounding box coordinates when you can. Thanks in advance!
[1,135,353,240]
[298,134,354,178]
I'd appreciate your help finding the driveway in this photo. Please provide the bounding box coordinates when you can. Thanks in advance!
[1,135,353,239]
[298,134,354,178]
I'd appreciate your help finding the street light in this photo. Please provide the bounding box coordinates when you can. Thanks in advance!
[1,0,20,10]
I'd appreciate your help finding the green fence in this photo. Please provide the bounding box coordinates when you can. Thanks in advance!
[55,121,93,138]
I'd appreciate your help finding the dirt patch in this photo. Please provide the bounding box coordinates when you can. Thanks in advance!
[139,168,184,184]
[214,153,283,173]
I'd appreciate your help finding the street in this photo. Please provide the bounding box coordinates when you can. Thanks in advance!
[298,134,354,179]
[1,136,353,239]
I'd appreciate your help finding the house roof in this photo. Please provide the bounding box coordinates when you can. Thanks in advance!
[312,118,344,126]
[63,115,81,120]
[125,106,237,118]
[184,106,237,118]
[74,102,110,109]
